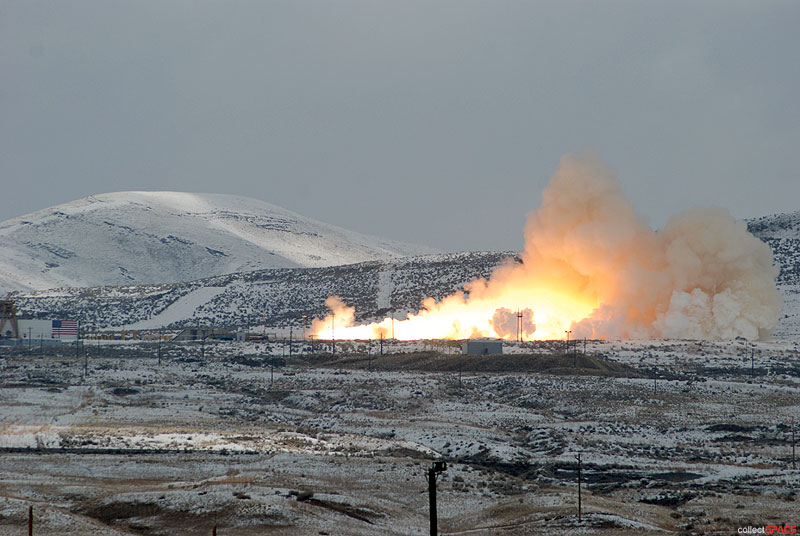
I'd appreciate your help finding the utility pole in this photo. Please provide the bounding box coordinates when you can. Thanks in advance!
[574,336,578,367]
[289,326,293,359]
[576,452,582,523]
[331,313,335,357]
[793,417,796,470]
[565,330,571,356]
[653,371,657,395]
[427,462,447,536]
[158,329,162,365]
[751,345,755,381]
[28,326,32,348]
[301,314,307,340]
[380,332,384,356]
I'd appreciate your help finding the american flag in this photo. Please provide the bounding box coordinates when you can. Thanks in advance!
[52,319,78,336]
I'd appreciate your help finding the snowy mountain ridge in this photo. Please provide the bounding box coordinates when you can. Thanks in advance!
[0,191,439,292]
[5,209,799,340]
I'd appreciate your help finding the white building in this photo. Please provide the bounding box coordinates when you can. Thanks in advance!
[16,319,78,342]
[461,339,503,355]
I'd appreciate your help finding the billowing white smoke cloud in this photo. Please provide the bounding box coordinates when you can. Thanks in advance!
[310,295,356,335]
[311,152,781,341]
[490,307,536,339]
[528,152,782,340]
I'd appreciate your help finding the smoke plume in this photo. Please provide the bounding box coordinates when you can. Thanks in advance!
[312,152,781,341]
[528,152,781,339]
[490,308,536,339]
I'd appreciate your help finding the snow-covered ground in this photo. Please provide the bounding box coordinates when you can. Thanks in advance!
[1,338,798,535]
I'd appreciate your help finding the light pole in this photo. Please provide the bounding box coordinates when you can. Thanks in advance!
[565,330,571,355]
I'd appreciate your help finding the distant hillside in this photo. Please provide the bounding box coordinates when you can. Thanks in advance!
[10,251,515,332]
[747,210,800,286]
[7,211,800,340]
[0,192,438,292]
[747,211,800,337]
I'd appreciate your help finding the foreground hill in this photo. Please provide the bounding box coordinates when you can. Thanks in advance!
[0,191,438,292]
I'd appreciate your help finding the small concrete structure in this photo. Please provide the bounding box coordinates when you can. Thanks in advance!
[171,328,236,342]
[461,339,503,356]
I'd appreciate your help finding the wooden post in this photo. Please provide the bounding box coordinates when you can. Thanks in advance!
[28,505,33,536]
[576,453,582,523]
[428,462,446,536]
[793,417,796,470]
[428,467,437,536]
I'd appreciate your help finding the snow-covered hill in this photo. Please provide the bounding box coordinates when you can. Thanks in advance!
[748,210,800,286]
[9,251,514,332]
[0,192,438,292]
[748,211,800,336]
[7,211,800,339]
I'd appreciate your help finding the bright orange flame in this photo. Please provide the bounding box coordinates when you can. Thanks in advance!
[311,258,599,341]
[312,290,596,341]
[310,153,781,342]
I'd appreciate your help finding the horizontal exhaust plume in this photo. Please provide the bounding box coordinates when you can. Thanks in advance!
[311,153,781,341]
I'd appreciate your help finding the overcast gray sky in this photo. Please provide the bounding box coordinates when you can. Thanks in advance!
[2,1,798,251]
